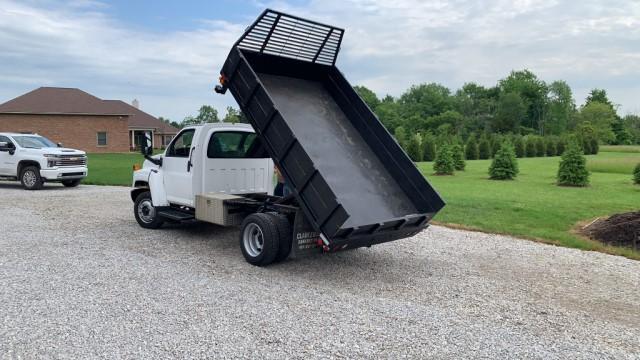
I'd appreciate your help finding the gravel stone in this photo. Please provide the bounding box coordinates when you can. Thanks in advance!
[0,182,639,359]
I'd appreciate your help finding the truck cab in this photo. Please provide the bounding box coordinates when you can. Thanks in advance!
[131,122,274,209]
[0,132,87,190]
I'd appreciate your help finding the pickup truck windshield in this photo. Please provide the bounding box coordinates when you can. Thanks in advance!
[12,135,57,149]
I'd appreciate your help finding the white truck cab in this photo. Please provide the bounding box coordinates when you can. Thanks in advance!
[0,132,88,190]
[131,122,274,208]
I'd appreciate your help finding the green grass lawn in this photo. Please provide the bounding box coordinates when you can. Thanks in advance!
[417,149,640,259]
[85,153,142,186]
[600,145,640,153]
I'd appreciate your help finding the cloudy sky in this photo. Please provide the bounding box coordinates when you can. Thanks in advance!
[1,0,638,121]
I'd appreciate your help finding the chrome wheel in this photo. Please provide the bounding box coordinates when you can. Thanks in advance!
[137,199,156,224]
[242,223,264,257]
[22,170,37,188]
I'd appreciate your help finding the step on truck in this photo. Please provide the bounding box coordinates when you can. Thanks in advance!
[131,9,445,266]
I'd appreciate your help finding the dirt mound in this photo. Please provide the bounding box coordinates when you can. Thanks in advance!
[582,211,640,249]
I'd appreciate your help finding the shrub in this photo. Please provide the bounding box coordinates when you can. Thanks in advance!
[489,142,519,180]
[525,138,537,157]
[535,137,546,157]
[394,126,407,149]
[465,137,479,160]
[634,163,640,185]
[452,143,466,171]
[422,134,436,161]
[513,136,525,158]
[545,138,557,157]
[406,133,423,162]
[478,138,491,159]
[433,144,455,175]
[557,142,590,187]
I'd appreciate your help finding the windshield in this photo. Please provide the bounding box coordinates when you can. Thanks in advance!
[12,135,57,148]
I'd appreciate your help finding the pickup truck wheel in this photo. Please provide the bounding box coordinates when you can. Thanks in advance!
[62,179,81,187]
[267,213,293,262]
[20,166,43,190]
[240,213,280,266]
[134,191,164,229]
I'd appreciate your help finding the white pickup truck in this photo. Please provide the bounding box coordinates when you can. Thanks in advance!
[131,123,322,266]
[0,133,88,190]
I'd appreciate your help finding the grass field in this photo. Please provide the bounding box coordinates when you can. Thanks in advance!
[85,153,141,186]
[418,149,640,259]
[600,145,640,153]
[85,149,640,259]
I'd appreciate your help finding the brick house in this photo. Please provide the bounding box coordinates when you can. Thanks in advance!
[0,87,179,153]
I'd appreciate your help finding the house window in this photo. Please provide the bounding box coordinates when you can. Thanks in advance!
[97,132,107,146]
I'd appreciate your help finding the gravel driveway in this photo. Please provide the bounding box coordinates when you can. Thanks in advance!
[0,183,638,359]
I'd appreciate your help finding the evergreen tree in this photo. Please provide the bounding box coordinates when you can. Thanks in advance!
[545,138,557,156]
[465,137,479,160]
[422,134,437,161]
[406,133,423,162]
[634,163,640,185]
[452,143,466,171]
[433,145,455,175]
[535,137,546,157]
[525,137,537,157]
[513,136,525,158]
[491,137,501,158]
[489,142,519,180]
[478,137,491,159]
[557,142,590,186]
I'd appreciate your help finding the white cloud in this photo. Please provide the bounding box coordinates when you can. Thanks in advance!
[0,0,639,119]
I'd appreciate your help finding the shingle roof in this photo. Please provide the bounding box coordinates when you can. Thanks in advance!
[0,87,128,115]
[0,87,179,134]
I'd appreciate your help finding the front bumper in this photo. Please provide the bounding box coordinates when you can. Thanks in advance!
[40,167,88,181]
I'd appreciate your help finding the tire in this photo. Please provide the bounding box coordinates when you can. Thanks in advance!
[62,179,81,187]
[134,191,164,229]
[240,213,280,266]
[20,166,43,190]
[266,212,293,263]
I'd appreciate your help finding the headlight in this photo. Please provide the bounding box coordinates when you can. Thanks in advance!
[43,154,60,168]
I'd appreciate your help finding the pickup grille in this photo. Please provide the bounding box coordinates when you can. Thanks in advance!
[54,155,87,167]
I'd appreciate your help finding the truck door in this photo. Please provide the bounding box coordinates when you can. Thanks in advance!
[0,135,17,176]
[203,131,273,194]
[163,129,195,206]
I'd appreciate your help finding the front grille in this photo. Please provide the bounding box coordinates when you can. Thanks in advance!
[54,155,87,167]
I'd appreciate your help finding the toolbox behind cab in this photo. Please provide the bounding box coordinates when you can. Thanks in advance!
[217,9,445,250]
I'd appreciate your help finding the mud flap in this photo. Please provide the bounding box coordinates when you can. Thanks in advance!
[288,208,323,259]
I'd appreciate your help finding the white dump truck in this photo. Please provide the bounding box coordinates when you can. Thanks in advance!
[130,9,444,266]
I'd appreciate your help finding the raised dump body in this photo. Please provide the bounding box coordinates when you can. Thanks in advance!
[217,9,445,250]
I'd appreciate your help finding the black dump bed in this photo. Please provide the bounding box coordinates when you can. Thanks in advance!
[217,9,445,250]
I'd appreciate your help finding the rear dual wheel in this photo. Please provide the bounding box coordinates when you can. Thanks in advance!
[240,213,292,266]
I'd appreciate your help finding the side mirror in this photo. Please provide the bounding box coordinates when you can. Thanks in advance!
[0,142,15,155]
[138,133,162,166]
[138,134,153,156]
[57,142,63,147]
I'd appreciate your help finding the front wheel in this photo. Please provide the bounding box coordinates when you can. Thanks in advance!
[20,166,43,190]
[240,213,280,266]
[134,191,164,229]
[62,179,81,187]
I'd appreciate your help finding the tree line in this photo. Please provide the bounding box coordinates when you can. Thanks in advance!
[354,69,639,161]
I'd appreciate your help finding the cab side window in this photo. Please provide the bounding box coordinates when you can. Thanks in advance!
[207,131,261,158]
[166,129,195,157]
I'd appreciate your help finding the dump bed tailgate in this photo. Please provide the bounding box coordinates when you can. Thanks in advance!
[218,9,445,250]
